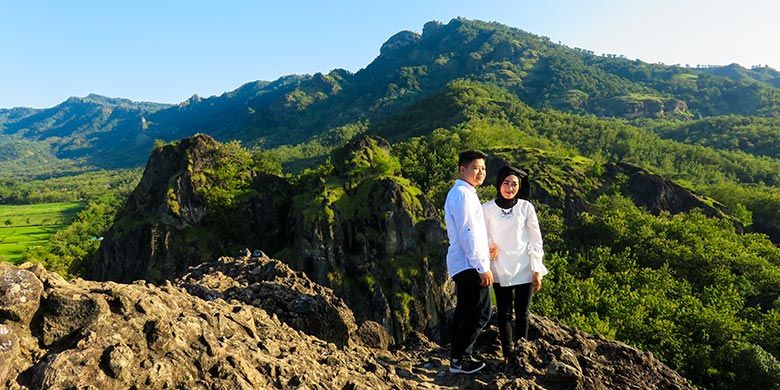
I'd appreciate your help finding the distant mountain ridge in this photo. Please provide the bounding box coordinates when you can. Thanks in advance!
[2,18,779,169]
[697,63,780,87]
[0,94,170,169]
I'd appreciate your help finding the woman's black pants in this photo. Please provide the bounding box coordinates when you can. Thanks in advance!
[493,282,533,355]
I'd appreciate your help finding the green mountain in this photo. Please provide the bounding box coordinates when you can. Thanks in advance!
[0,94,169,168]
[639,115,780,159]
[696,63,780,88]
[3,18,780,170]
[0,106,39,125]
[0,135,83,178]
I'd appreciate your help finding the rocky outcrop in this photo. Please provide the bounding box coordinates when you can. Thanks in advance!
[0,262,425,389]
[394,315,694,389]
[601,95,690,119]
[93,134,295,284]
[1,260,694,389]
[176,253,358,347]
[286,136,453,345]
[380,31,421,56]
[92,134,219,283]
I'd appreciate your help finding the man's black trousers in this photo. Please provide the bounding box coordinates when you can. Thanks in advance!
[450,268,491,360]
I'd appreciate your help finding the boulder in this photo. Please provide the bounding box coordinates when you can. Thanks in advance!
[355,321,393,350]
[0,264,43,325]
[176,255,357,347]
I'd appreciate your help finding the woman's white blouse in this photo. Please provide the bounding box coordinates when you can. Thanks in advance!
[482,199,547,286]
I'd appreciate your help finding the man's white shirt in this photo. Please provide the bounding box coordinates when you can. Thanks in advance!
[444,179,491,277]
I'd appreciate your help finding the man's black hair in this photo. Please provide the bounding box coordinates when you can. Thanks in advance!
[458,150,488,167]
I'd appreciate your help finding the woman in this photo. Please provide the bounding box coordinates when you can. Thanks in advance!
[483,165,547,362]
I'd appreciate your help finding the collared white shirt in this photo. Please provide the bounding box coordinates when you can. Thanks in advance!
[444,179,491,277]
[483,199,547,286]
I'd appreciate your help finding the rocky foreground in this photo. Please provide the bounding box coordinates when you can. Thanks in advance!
[1,256,694,389]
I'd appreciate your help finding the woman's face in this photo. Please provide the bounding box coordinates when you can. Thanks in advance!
[500,175,520,200]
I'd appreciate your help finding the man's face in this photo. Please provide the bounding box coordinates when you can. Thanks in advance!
[459,158,486,187]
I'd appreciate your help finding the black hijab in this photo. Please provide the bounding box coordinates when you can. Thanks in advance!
[494,165,530,209]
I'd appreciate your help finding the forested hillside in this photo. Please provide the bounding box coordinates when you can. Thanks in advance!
[3,18,780,168]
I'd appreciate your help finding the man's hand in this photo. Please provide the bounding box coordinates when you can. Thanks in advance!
[532,272,542,292]
[479,271,493,287]
[489,243,499,261]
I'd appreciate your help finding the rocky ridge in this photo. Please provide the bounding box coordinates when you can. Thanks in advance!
[176,254,360,348]
[1,258,694,389]
[1,260,419,389]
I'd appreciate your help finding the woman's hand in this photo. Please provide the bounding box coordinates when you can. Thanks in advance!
[532,272,542,292]
[489,243,499,261]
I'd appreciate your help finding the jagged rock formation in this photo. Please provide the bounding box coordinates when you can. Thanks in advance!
[284,136,453,345]
[1,261,694,389]
[176,254,360,348]
[93,134,219,283]
[0,262,424,389]
[393,315,694,389]
[94,134,454,347]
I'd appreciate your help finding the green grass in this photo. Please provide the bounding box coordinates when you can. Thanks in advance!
[0,202,84,264]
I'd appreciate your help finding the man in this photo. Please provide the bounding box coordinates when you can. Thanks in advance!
[444,150,493,374]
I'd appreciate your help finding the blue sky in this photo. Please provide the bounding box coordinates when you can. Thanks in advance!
[1,0,778,108]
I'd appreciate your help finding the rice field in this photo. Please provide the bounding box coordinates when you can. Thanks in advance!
[0,202,84,264]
